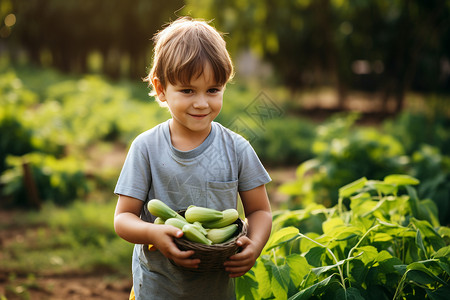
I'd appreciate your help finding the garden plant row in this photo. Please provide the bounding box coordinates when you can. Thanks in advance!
[236,175,450,299]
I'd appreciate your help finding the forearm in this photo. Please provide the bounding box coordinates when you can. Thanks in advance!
[114,212,156,244]
[245,209,272,254]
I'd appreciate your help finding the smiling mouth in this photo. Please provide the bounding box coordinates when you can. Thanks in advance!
[189,113,209,118]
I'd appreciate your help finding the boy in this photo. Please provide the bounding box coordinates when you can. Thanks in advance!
[114,17,272,299]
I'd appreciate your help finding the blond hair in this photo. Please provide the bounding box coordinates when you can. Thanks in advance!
[144,17,234,105]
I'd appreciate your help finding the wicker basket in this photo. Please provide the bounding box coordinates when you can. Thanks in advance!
[172,211,248,273]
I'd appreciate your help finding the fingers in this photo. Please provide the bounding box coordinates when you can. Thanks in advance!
[224,236,256,277]
[228,271,247,278]
[166,225,183,239]
[236,235,251,247]
[163,226,201,268]
[228,236,251,260]
[168,247,200,268]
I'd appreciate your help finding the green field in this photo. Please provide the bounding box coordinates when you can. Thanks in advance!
[1,61,449,299]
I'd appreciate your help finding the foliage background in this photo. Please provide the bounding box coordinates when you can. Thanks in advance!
[0,0,449,299]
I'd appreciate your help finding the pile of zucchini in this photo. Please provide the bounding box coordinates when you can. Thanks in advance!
[147,199,240,245]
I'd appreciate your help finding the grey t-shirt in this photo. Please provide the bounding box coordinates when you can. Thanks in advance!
[114,120,271,300]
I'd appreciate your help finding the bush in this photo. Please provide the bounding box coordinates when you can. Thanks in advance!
[252,117,316,166]
[237,176,450,299]
[383,102,450,156]
[409,145,450,226]
[0,66,168,207]
[0,153,89,207]
[280,114,408,208]
[0,71,38,172]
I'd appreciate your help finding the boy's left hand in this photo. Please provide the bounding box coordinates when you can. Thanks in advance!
[223,236,260,278]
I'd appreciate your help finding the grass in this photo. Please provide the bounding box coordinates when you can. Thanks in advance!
[0,200,134,277]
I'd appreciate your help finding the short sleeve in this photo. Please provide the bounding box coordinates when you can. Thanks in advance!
[236,138,271,191]
[114,138,152,201]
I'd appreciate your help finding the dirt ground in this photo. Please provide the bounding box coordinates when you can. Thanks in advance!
[0,210,131,300]
[0,273,132,300]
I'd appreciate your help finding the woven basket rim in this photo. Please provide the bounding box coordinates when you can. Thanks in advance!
[172,210,248,272]
[174,217,248,250]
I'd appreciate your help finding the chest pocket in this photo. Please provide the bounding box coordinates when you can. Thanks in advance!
[206,180,238,210]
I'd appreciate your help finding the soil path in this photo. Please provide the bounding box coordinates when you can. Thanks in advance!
[1,273,132,300]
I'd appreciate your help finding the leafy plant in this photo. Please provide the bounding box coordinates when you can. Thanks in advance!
[0,153,89,206]
[0,71,38,172]
[236,175,450,299]
[383,103,450,156]
[280,114,407,208]
[408,145,450,226]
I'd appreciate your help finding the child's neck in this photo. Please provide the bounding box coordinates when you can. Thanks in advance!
[169,121,212,151]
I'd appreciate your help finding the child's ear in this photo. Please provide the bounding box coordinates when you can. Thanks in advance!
[152,77,166,101]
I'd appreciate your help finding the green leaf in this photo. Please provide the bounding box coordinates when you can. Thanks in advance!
[335,286,365,300]
[336,233,358,241]
[322,217,345,234]
[393,264,407,275]
[365,285,391,300]
[438,227,450,239]
[432,245,450,259]
[288,274,338,300]
[367,180,397,195]
[305,246,327,267]
[350,194,378,216]
[272,262,291,300]
[278,181,302,197]
[417,199,440,228]
[352,246,378,265]
[378,256,403,277]
[372,232,393,242]
[266,227,300,251]
[426,286,450,300]
[295,158,321,178]
[411,218,445,251]
[253,259,272,298]
[339,177,368,198]
[437,261,450,277]
[349,259,366,285]
[406,185,420,217]
[407,262,447,285]
[311,259,346,276]
[415,230,427,260]
[432,247,450,276]
[286,255,310,286]
[236,270,259,300]
[384,174,420,186]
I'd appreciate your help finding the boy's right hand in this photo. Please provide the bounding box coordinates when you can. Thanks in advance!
[151,224,201,269]
[114,195,200,268]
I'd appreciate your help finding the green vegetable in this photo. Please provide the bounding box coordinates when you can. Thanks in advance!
[184,206,223,223]
[193,221,208,235]
[154,217,165,224]
[206,224,239,244]
[147,199,178,220]
[182,224,213,245]
[165,217,189,229]
[203,208,239,228]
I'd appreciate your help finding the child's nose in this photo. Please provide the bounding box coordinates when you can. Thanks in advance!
[193,95,208,109]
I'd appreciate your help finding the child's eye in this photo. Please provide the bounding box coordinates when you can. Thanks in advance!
[208,88,221,94]
[180,89,193,94]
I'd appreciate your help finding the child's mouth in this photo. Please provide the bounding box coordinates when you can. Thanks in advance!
[189,113,209,119]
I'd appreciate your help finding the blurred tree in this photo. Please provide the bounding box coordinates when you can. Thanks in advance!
[2,0,449,105]
[7,0,184,79]
[184,0,450,113]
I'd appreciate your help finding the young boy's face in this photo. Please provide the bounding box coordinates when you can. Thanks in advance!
[157,63,224,138]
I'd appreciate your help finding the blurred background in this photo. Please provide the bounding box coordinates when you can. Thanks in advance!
[1,0,449,299]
